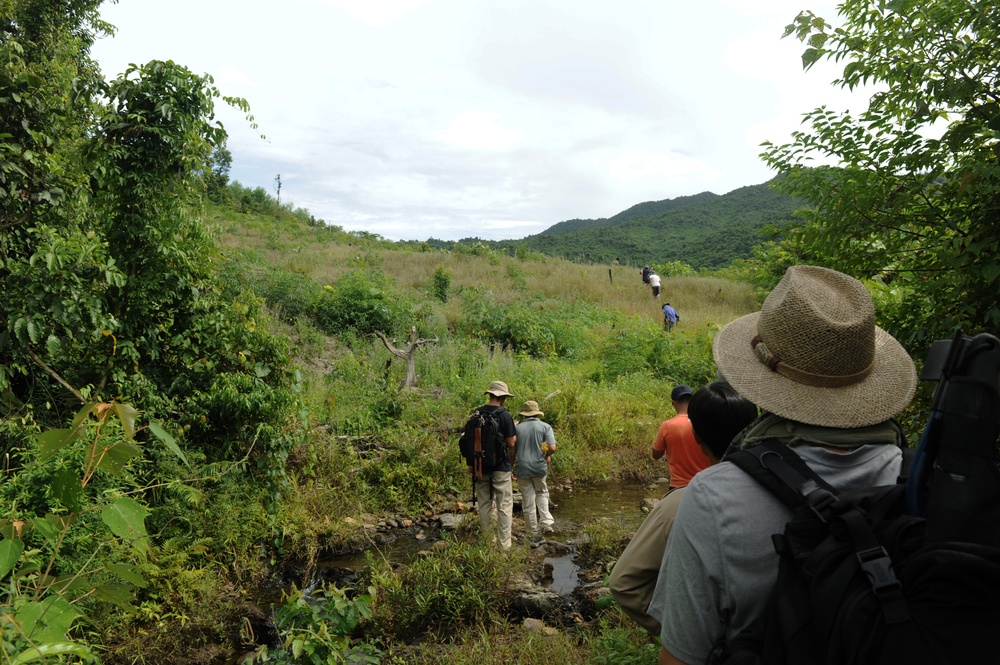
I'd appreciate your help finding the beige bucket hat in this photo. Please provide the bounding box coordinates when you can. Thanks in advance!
[712,265,916,428]
[519,400,544,418]
[485,380,515,398]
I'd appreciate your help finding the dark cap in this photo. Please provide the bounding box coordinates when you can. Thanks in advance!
[671,384,694,401]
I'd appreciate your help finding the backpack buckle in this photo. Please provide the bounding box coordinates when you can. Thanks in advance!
[803,481,836,523]
[856,545,901,593]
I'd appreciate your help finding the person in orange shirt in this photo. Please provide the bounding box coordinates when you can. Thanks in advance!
[651,384,708,491]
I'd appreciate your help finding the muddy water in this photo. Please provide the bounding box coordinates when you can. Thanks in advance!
[322,482,660,595]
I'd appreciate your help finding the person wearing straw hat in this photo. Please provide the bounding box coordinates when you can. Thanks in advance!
[514,400,558,538]
[470,380,518,549]
[648,265,917,665]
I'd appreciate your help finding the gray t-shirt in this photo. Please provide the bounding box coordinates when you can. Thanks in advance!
[649,443,902,665]
[514,417,555,478]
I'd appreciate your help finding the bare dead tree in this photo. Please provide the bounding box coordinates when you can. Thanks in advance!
[374,327,439,390]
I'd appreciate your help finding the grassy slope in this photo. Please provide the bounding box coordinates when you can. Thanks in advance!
[210,205,757,543]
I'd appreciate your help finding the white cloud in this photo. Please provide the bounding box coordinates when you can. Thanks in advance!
[314,0,435,27]
[432,111,525,151]
[609,150,724,185]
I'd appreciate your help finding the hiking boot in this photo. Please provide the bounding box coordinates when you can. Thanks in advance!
[542,526,555,535]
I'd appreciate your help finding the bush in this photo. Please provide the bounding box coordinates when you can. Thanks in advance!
[257,268,323,322]
[363,537,527,641]
[594,323,715,386]
[312,269,417,338]
[432,265,452,303]
[250,585,383,665]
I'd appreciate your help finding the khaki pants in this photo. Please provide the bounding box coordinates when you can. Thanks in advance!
[475,471,513,549]
[520,475,554,533]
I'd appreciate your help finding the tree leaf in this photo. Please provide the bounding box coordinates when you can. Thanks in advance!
[105,563,147,588]
[97,439,141,476]
[148,420,189,466]
[93,583,136,609]
[11,642,96,665]
[15,596,82,643]
[50,467,82,512]
[112,402,139,439]
[0,538,24,580]
[36,429,77,461]
[101,496,149,556]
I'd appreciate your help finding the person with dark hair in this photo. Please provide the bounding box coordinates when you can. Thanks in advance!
[649,265,916,665]
[662,302,680,331]
[687,382,759,459]
[610,382,758,634]
[651,385,707,491]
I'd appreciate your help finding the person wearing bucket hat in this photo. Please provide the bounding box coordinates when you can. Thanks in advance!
[469,380,517,549]
[651,384,709,492]
[514,400,557,538]
[649,266,917,665]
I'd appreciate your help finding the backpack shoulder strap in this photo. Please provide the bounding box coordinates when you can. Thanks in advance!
[726,440,839,520]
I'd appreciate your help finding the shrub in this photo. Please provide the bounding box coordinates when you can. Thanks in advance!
[312,269,417,338]
[257,268,323,322]
[249,585,383,665]
[594,323,715,386]
[432,265,452,303]
[363,537,527,641]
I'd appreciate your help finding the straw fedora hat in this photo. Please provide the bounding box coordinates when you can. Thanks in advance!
[713,265,916,428]
[519,400,544,418]
[485,380,515,398]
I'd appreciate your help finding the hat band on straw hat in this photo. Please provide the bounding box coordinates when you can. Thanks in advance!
[751,334,875,389]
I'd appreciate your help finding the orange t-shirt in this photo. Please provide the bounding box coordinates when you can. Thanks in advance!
[652,414,709,488]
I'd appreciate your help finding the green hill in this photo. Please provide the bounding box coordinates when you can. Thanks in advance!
[494,180,801,268]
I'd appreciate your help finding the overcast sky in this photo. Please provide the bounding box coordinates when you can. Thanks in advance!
[91,0,858,241]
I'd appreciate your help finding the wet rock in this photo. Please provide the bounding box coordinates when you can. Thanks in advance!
[438,513,458,530]
[544,540,572,556]
[416,550,434,557]
[401,519,413,528]
[523,617,546,632]
[640,497,659,513]
[510,578,564,617]
[386,519,399,528]
[431,540,449,553]
[415,531,427,541]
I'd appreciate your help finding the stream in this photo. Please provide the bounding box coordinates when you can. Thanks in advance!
[319,481,658,596]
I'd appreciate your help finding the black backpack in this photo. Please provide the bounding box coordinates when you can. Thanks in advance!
[459,408,508,479]
[713,332,1000,665]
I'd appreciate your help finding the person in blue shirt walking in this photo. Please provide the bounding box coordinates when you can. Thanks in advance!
[514,400,557,538]
[662,302,680,331]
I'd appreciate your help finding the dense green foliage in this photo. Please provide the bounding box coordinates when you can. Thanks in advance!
[761,0,1000,350]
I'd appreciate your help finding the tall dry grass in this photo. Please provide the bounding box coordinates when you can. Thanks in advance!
[217,214,759,333]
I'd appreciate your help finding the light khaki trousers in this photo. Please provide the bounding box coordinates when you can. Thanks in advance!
[475,471,513,549]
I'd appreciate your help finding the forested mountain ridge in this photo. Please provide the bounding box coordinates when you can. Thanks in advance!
[542,190,720,235]
[493,180,801,268]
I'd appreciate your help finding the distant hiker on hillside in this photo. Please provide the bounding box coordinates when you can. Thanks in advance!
[459,381,517,549]
[649,271,661,298]
[662,302,680,331]
[641,265,651,284]
[514,400,557,540]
